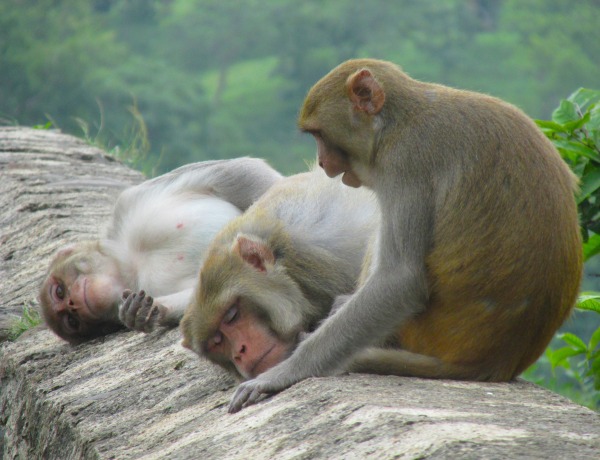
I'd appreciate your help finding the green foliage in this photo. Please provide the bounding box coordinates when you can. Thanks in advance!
[528,90,600,410]
[3,0,600,175]
[32,121,53,130]
[537,88,600,240]
[74,99,153,174]
[8,303,42,341]
[524,292,600,409]
[546,294,600,407]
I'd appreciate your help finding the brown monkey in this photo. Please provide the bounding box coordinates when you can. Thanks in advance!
[180,167,379,380]
[228,58,582,412]
[39,158,282,343]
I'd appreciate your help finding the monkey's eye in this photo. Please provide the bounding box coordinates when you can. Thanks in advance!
[223,305,239,324]
[55,283,66,300]
[212,331,223,346]
[64,313,80,332]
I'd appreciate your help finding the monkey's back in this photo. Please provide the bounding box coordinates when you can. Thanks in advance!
[397,87,583,381]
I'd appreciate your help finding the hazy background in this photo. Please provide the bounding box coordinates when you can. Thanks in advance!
[2,0,599,175]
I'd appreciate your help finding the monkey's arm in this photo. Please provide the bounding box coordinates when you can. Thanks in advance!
[119,288,193,333]
[137,158,282,211]
[229,183,433,412]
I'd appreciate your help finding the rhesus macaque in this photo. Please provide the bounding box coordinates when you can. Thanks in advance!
[228,58,583,412]
[180,167,379,380]
[39,158,282,343]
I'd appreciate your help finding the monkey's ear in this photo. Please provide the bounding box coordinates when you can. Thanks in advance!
[233,235,275,273]
[52,243,79,262]
[346,69,385,115]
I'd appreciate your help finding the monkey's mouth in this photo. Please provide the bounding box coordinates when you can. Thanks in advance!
[248,344,277,378]
[82,279,93,314]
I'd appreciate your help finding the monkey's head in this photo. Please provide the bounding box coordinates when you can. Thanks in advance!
[39,241,126,343]
[299,59,413,188]
[181,233,312,380]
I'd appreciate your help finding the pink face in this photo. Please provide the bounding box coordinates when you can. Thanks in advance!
[205,300,292,379]
[40,249,125,341]
[313,134,362,188]
[45,273,120,332]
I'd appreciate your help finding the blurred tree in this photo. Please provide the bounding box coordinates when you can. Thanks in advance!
[2,0,599,173]
[500,0,600,116]
[0,0,125,129]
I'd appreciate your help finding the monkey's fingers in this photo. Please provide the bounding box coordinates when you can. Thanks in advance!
[228,381,273,413]
[133,294,155,331]
[122,290,146,329]
[118,291,135,324]
[228,382,257,413]
[243,387,267,410]
[142,304,162,333]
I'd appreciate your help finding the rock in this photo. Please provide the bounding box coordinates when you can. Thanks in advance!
[1,127,599,459]
[0,126,143,341]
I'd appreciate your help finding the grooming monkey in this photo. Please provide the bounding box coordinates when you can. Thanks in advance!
[180,167,379,380]
[39,158,282,343]
[228,58,582,412]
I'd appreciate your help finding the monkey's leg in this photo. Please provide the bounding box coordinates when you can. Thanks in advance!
[347,347,484,381]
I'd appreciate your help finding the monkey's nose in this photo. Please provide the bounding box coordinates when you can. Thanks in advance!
[233,344,247,362]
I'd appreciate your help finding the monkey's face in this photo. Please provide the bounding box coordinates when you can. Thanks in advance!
[312,133,363,188]
[181,234,311,379]
[182,293,297,381]
[299,62,387,189]
[39,242,126,343]
[199,298,294,380]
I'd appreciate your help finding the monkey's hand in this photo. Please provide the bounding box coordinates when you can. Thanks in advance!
[228,360,305,413]
[119,290,169,333]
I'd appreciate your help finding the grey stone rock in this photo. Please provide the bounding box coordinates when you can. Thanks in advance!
[0,126,143,342]
[1,127,599,459]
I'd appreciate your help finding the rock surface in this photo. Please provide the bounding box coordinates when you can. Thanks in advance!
[1,127,599,459]
[0,126,143,341]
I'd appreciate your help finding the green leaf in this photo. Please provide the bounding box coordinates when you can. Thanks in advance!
[589,327,600,351]
[535,119,567,133]
[583,234,600,261]
[553,139,600,162]
[577,169,600,203]
[576,291,600,313]
[588,105,600,132]
[562,112,591,133]
[567,88,600,112]
[552,100,580,124]
[558,332,587,352]
[32,121,53,130]
[593,129,600,149]
[548,346,584,369]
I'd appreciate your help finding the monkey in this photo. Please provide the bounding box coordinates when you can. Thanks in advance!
[39,158,282,343]
[227,58,583,412]
[179,166,379,381]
